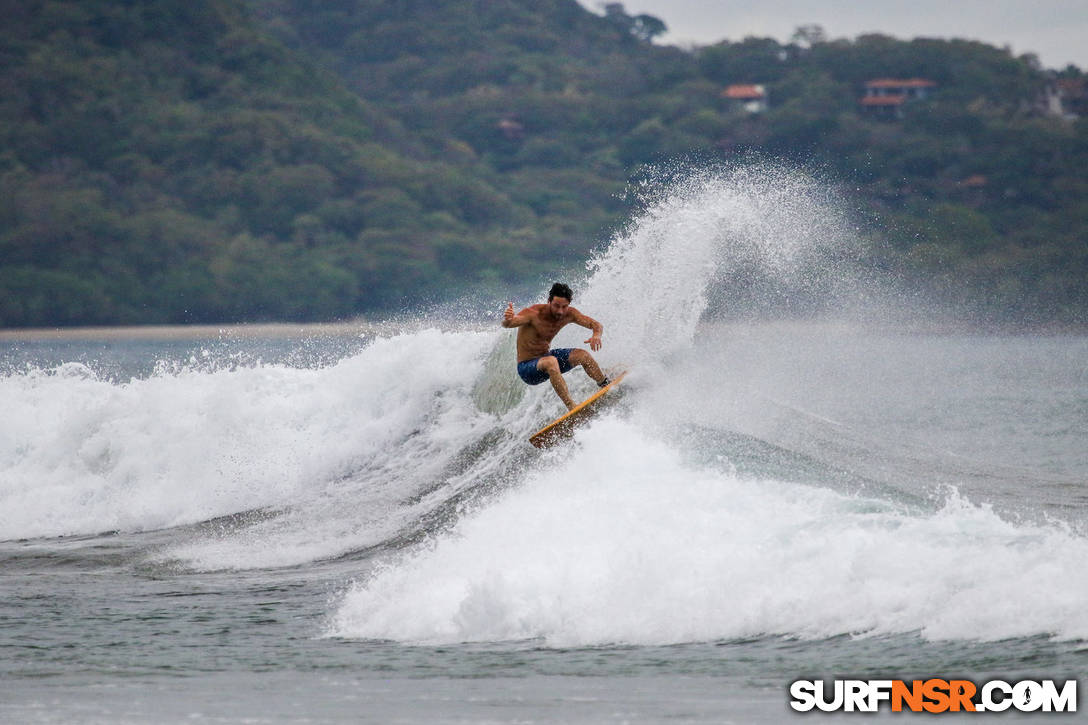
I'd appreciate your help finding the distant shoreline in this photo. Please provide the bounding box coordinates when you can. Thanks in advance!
[0,321,372,342]
[2,317,1083,343]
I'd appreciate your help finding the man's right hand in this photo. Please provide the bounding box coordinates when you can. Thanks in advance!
[503,302,515,326]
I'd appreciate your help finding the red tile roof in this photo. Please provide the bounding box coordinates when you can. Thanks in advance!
[860,95,907,106]
[722,84,766,100]
[1057,78,1087,97]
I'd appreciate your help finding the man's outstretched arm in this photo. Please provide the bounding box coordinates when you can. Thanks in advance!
[502,302,530,328]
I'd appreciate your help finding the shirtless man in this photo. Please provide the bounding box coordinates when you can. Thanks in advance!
[502,282,609,410]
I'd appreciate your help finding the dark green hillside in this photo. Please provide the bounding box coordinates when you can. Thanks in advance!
[255,0,1088,323]
[251,0,687,95]
[1,0,1086,326]
[250,0,696,259]
[0,0,584,325]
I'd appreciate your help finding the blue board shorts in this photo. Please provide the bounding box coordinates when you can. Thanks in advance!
[517,348,574,385]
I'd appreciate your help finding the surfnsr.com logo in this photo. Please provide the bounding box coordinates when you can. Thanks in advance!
[789,679,1077,713]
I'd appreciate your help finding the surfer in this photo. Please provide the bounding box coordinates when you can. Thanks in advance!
[502,282,609,410]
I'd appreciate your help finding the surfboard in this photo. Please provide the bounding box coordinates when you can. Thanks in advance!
[529,370,627,448]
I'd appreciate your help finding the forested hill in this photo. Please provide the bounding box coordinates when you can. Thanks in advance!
[2,0,1085,326]
[0,0,570,324]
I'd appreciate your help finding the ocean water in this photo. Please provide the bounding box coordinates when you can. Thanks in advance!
[2,167,1087,723]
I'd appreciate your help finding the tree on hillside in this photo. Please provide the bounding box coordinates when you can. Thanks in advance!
[602,3,667,43]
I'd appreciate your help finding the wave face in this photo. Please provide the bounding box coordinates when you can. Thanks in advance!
[0,330,497,567]
[4,165,1086,647]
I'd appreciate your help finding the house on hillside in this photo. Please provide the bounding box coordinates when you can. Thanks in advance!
[1038,76,1087,119]
[860,78,937,119]
[497,116,525,140]
[1053,76,1088,118]
[721,84,768,113]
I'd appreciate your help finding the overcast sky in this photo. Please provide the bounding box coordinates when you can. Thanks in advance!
[582,1,1088,70]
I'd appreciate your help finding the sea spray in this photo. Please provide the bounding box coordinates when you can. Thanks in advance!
[560,163,857,368]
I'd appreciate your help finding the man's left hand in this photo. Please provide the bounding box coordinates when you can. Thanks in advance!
[585,334,602,351]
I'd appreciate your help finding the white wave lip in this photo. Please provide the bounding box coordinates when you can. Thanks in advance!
[0,329,493,543]
[329,417,1088,646]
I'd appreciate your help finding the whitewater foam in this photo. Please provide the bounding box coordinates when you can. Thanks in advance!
[0,328,496,552]
[329,416,1088,646]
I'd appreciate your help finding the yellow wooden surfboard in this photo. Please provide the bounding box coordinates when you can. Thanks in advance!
[529,370,627,448]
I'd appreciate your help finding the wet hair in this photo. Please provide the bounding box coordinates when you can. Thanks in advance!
[548,282,573,302]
